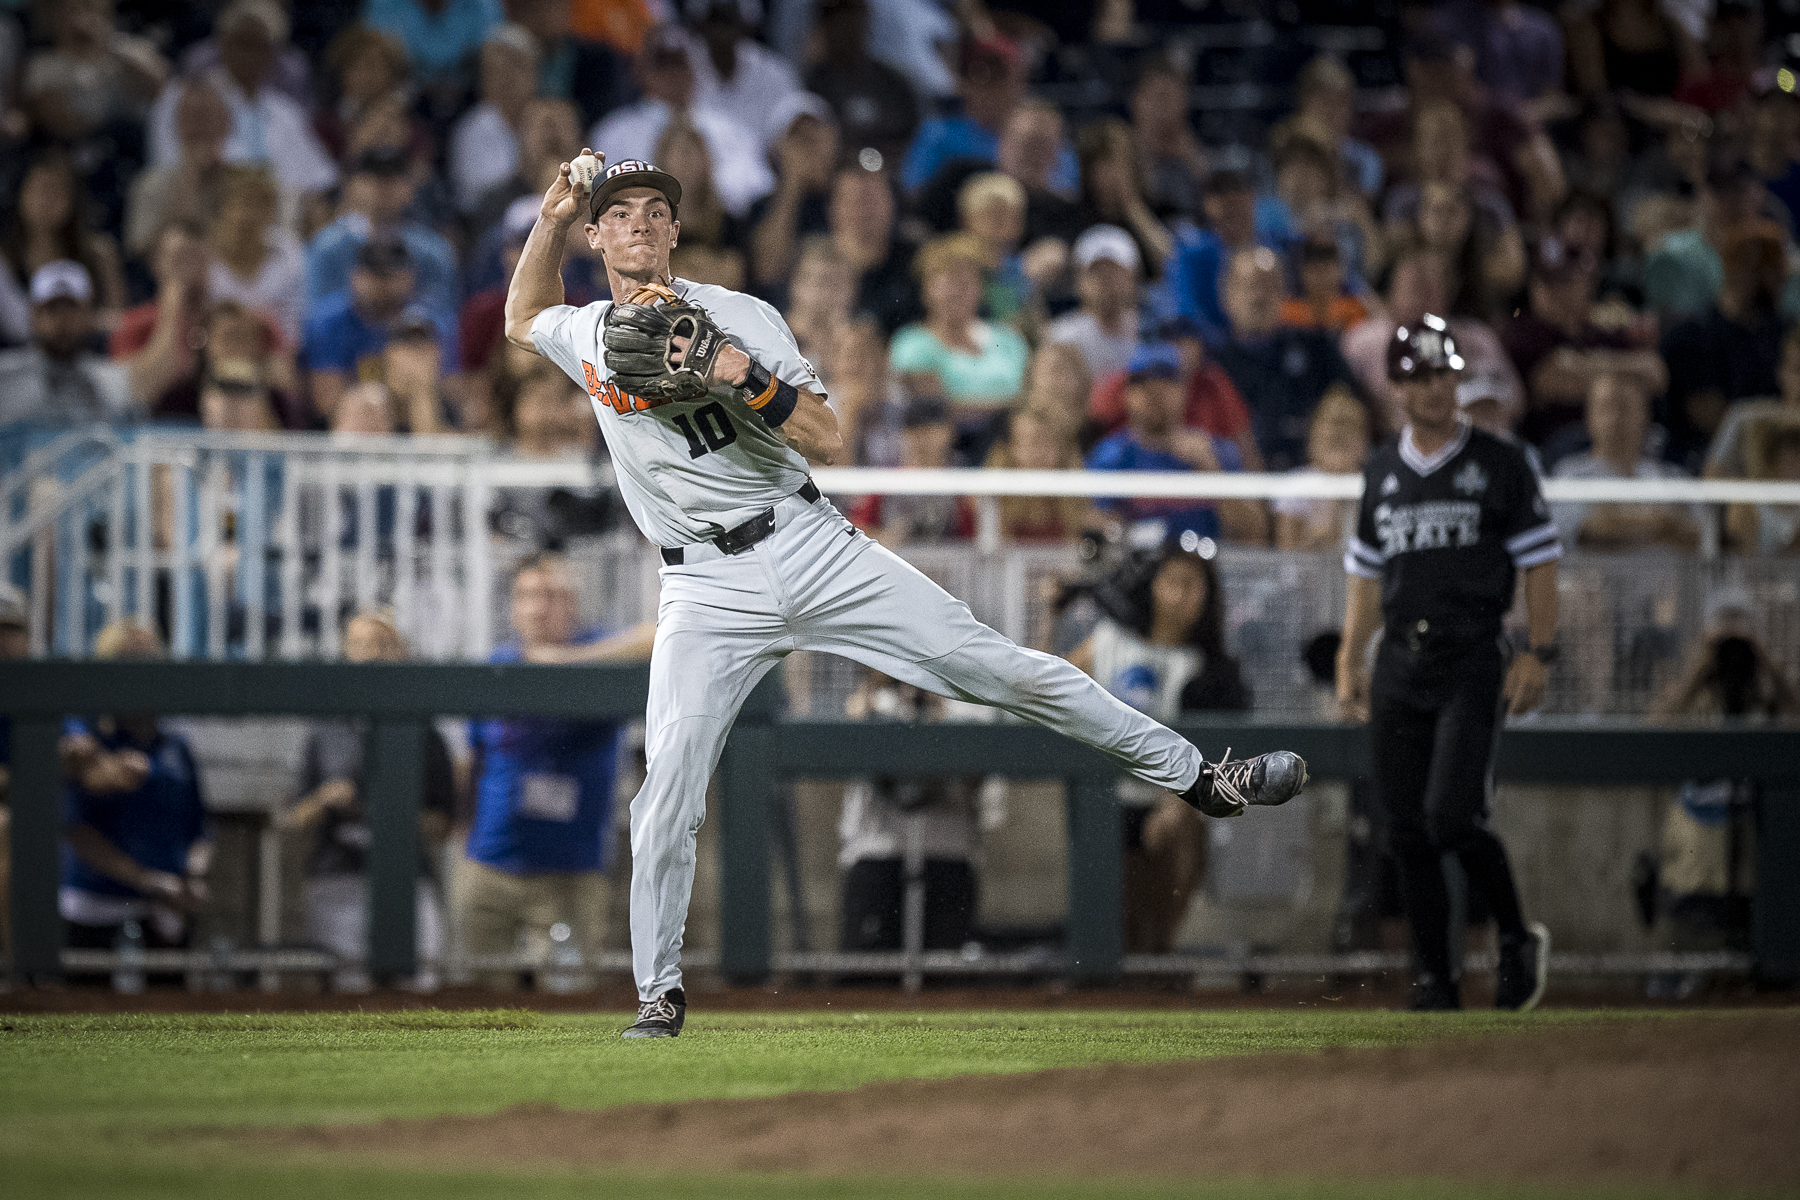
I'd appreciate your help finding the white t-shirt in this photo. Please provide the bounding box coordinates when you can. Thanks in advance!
[531,277,822,547]
[1046,310,1139,383]
[148,71,338,196]
[1088,618,1202,806]
[449,102,520,213]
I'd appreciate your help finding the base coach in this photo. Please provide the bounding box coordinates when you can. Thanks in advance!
[1335,315,1556,1011]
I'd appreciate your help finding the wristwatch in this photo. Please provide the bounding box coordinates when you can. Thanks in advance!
[1530,643,1560,666]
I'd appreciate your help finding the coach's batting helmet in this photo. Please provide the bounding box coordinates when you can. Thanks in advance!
[1387,313,1464,381]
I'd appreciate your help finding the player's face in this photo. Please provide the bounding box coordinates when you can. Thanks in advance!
[587,188,679,277]
[1397,370,1459,430]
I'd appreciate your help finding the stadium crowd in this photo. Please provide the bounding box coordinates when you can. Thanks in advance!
[0,0,1799,557]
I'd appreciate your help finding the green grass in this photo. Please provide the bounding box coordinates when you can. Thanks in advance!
[0,1006,1768,1200]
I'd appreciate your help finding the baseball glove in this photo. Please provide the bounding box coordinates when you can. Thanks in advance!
[602,282,728,405]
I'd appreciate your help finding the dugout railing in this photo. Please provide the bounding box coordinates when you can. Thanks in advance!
[3,659,1797,987]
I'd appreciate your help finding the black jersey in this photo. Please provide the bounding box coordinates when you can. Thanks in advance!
[1345,421,1561,634]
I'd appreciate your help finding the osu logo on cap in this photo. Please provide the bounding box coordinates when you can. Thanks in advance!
[606,159,656,178]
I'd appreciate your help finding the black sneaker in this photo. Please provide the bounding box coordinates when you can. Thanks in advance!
[621,987,685,1038]
[1495,921,1550,1012]
[1407,972,1462,1011]
[1179,749,1309,818]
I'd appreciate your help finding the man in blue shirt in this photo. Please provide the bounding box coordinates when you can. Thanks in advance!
[58,621,212,980]
[307,146,461,318]
[1170,170,1294,346]
[304,237,460,424]
[454,554,653,988]
[901,35,1078,197]
[1087,344,1266,545]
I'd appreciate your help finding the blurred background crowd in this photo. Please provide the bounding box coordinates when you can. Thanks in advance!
[3,0,1800,559]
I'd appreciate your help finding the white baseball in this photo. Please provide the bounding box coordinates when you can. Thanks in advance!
[569,153,603,191]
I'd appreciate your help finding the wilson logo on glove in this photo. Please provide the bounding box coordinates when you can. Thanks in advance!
[601,283,728,406]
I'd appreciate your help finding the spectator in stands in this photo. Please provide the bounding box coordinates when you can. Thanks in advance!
[314,25,414,164]
[1068,541,1247,953]
[0,262,136,428]
[147,2,338,200]
[1748,89,1800,234]
[207,165,306,346]
[1660,221,1788,470]
[456,554,652,987]
[828,163,920,336]
[984,406,1090,543]
[21,0,166,143]
[1047,225,1141,384]
[1561,97,1633,216]
[589,23,771,217]
[449,25,540,213]
[125,79,235,261]
[1725,414,1800,554]
[1269,55,1383,201]
[1087,343,1264,545]
[1076,118,1174,277]
[1381,100,1521,253]
[4,154,127,324]
[330,380,399,434]
[508,0,635,128]
[305,237,458,424]
[656,120,745,290]
[59,620,211,982]
[889,233,1029,465]
[1089,316,1259,469]
[1274,388,1370,552]
[1503,237,1666,454]
[1566,0,1703,98]
[1551,374,1698,551]
[748,94,839,292]
[1273,139,1380,295]
[804,0,920,167]
[919,98,1084,246]
[197,356,284,431]
[683,0,800,147]
[902,33,1027,194]
[1213,247,1362,473]
[782,236,869,400]
[1021,338,1098,454]
[490,361,613,548]
[307,145,460,322]
[1281,233,1369,334]
[1435,0,1565,107]
[1643,163,1783,322]
[850,395,974,547]
[1675,0,1763,114]
[1169,169,1285,345]
[284,611,454,991]
[364,0,503,87]
[1404,179,1526,321]
[1342,245,1523,436]
[955,171,1053,325]
[837,668,993,961]
[1706,325,1800,480]
[1128,55,1207,221]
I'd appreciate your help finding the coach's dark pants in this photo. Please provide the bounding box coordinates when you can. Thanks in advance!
[1370,631,1527,983]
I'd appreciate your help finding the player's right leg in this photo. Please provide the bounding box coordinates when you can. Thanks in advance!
[623,568,788,1038]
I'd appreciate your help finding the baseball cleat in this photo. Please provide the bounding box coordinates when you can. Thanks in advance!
[621,986,685,1038]
[1495,921,1550,1012]
[1179,749,1309,818]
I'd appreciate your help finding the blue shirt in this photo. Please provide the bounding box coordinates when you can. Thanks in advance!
[465,635,622,875]
[1085,428,1243,539]
[1170,200,1295,346]
[363,0,502,83]
[303,291,461,381]
[901,114,1080,194]
[305,216,462,321]
[61,718,208,900]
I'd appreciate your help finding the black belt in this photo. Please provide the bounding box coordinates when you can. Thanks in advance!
[661,479,821,565]
[1385,617,1502,651]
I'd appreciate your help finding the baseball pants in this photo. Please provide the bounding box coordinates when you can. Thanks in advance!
[1369,633,1528,983]
[630,490,1205,1000]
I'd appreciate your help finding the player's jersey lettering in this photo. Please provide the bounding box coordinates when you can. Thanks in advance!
[672,402,738,459]
[1374,499,1482,556]
[581,359,657,415]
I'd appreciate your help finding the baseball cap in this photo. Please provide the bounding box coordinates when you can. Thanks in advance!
[1073,224,1141,275]
[1456,371,1508,409]
[589,157,684,220]
[1127,343,1182,382]
[351,144,411,178]
[30,260,93,305]
[1387,313,1464,380]
[356,236,412,274]
[0,581,26,629]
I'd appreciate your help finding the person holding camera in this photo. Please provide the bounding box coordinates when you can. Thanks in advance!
[1335,315,1558,1011]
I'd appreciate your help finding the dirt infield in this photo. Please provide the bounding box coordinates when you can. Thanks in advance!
[268,1012,1799,1187]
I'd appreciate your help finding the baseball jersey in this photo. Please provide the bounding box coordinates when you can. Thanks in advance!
[531,277,823,547]
[1344,420,1561,635]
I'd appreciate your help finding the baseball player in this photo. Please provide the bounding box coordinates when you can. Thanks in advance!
[505,150,1310,1038]
[1334,316,1555,1012]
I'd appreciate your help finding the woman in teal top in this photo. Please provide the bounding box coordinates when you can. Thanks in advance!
[888,234,1030,463]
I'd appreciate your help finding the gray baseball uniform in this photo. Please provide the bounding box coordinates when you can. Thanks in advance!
[533,278,1206,1001]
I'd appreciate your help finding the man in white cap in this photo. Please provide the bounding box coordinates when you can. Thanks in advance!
[1046,224,1142,381]
[0,262,138,428]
